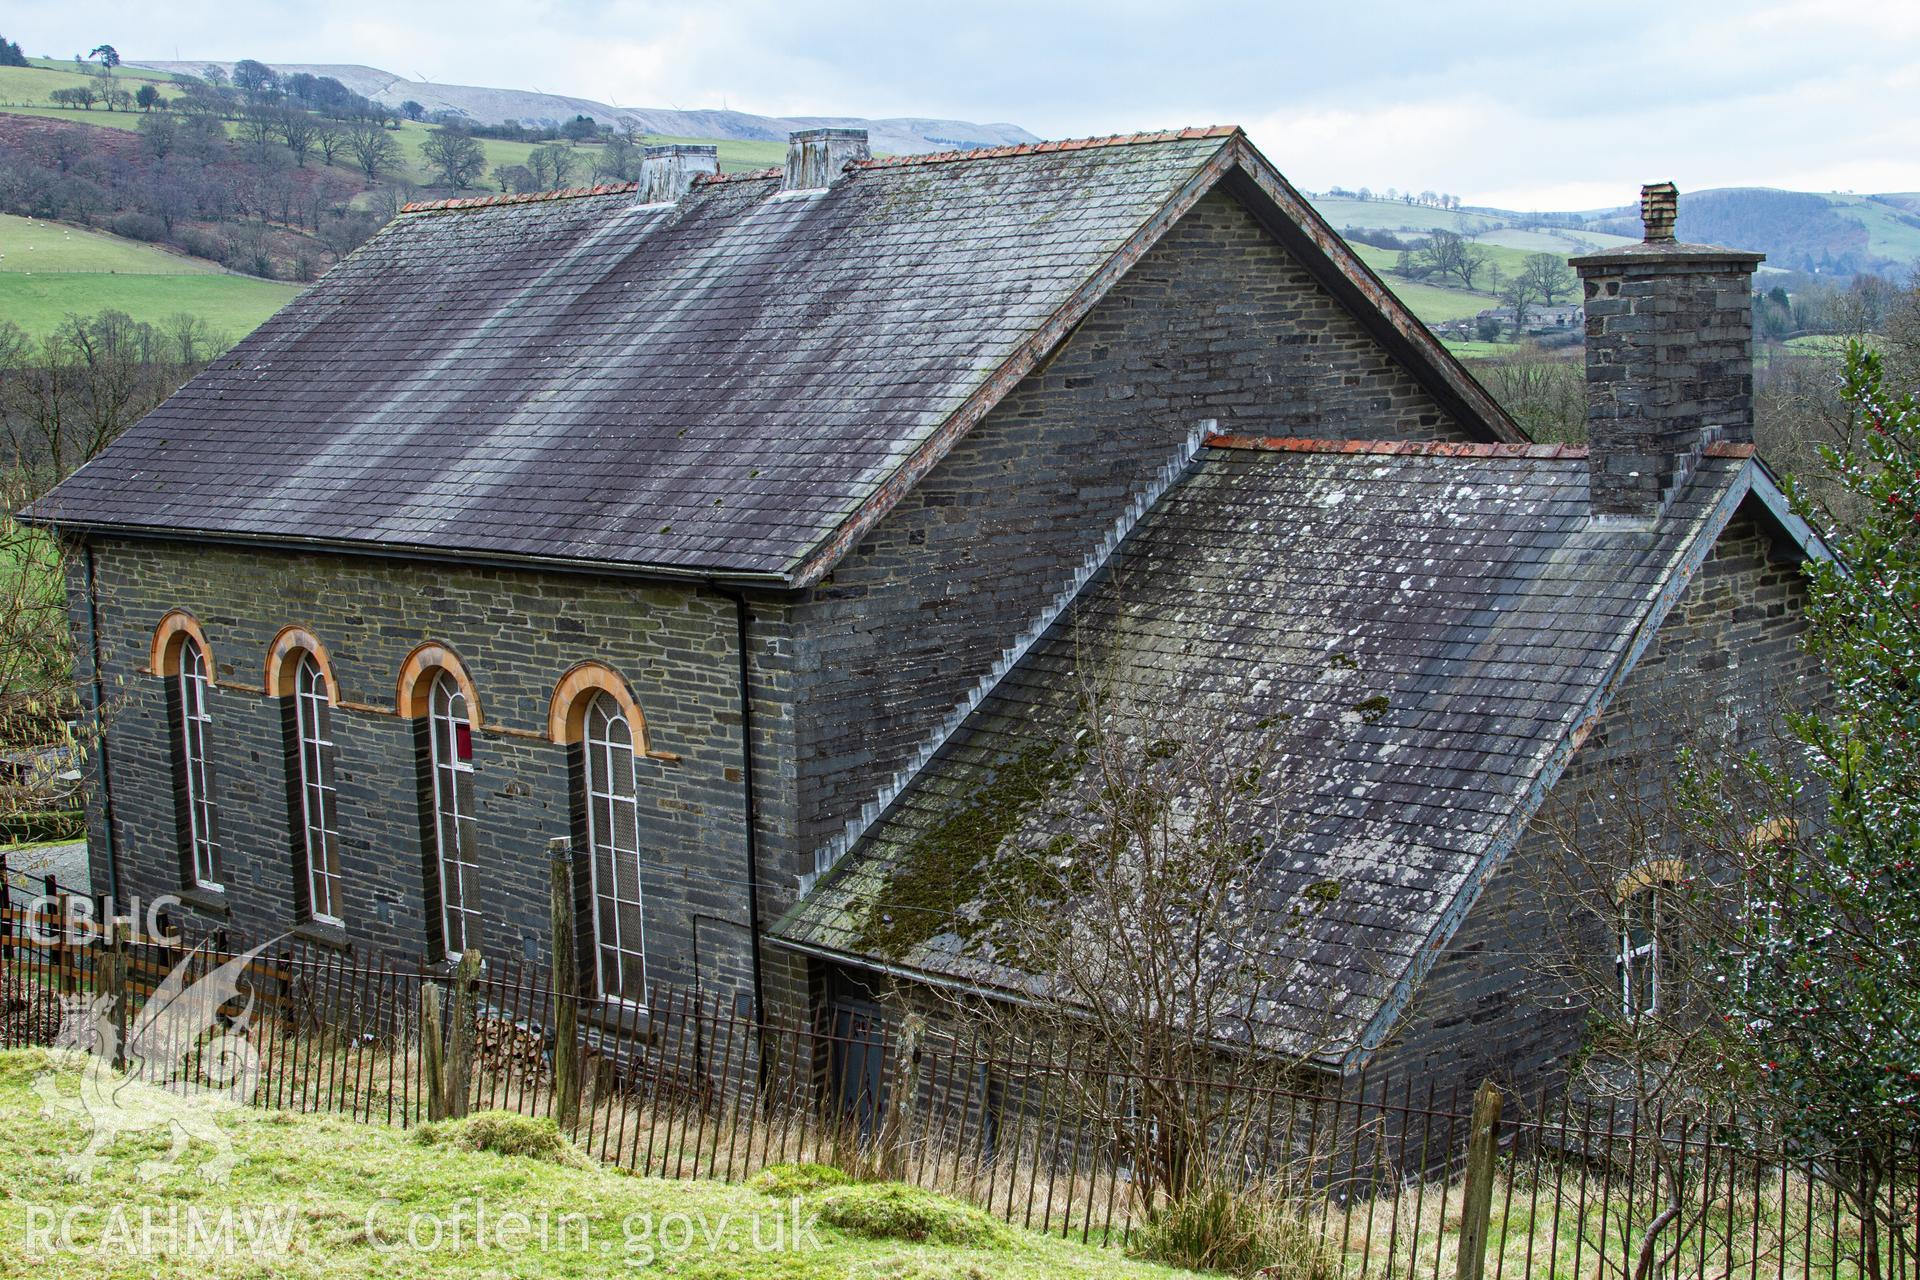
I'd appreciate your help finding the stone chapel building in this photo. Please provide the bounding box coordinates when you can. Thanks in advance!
[27,132,1823,1091]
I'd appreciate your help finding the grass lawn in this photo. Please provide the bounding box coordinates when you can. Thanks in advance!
[0,1050,1203,1278]
[0,273,302,342]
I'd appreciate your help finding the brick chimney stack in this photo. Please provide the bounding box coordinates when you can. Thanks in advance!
[1569,184,1764,520]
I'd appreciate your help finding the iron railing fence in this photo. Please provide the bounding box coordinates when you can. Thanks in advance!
[1,894,1914,1280]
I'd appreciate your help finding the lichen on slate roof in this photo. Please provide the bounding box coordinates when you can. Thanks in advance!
[27,132,1242,579]
[773,442,1762,1067]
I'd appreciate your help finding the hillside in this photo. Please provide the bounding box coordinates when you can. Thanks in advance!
[1584,187,1920,276]
[0,213,301,340]
[126,59,1040,156]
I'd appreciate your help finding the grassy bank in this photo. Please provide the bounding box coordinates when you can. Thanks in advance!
[0,1050,1204,1279]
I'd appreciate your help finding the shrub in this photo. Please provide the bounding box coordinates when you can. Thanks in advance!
[176,227,226,263]
[109,211,166,242]
[749,1161,855,1198]
[1129,1177,1339,1280]
[814,1183,1007,1248]
[413,1111,583,1164]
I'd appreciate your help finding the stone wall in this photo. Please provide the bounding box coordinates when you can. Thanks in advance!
[1370,506,1817,1095]
[783,186,1475,882]
[70,539,759,1007]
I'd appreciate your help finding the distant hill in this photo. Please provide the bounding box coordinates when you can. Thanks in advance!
[125,60,1040,157]
[1317,187,1920,281]
[1586,188,1920,276]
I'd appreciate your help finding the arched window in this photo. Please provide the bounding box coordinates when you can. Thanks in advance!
[154,611,221,891]
[428,671,479,957]
[286,646,342,925]
[176,638,219,889]
[582,691,646,1004]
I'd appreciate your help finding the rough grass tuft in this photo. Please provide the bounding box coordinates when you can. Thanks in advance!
[413,1110,584,1164]
[816,1182,1009,1248]
[1130,1178,1340,1279]
[750,1161,857,1197]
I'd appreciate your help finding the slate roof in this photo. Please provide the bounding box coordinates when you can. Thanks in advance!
[772,438,1778,1068]
[26,129,1517,583]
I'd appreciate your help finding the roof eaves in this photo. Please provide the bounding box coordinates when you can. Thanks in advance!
[16,516,793,588]
[1219,137,1526,445]
[783,130,1244,589]
[1746,455,1837,564]
[1339,460,1762,1073]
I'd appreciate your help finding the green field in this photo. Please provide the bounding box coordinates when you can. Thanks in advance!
[0,213,219,274]
[0,61,180,107]
[0,274,300,340]
[0,213,300,340]
[385,120,788,185]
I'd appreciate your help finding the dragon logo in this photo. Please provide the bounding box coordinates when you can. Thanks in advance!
[32,939,277,1184]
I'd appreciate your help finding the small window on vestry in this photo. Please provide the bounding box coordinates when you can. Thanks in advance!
[172,636,220,890]
[1619,882,1668,1019]
[428,671,479,958]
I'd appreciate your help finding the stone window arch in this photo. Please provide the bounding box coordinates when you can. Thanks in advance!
[267,626,343,925]
[546,661,650,751]
[151,610,220,890]
[397,642,483,959]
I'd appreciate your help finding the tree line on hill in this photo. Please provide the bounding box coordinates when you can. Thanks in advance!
[0,48,697,280]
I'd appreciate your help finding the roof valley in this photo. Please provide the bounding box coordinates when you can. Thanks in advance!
[801,420,1216,891]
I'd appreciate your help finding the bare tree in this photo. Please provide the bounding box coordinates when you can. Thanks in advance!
[343,118,402,182]
[527,143,577,190]
[276,107,319,167]
[1520,251,1577,305]
[314,123,344,167]
[421,128,486,190]
[886,661,1349,1208]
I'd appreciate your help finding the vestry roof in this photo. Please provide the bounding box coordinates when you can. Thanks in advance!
[773,438,1800,1068]
[27,129,1517,583]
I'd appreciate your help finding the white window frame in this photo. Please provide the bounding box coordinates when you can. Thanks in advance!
[293,652,343,926]
[177,638,220,890]
[1619,886,1662,1018]
[428,672,479,958]
[582,691,646,1008]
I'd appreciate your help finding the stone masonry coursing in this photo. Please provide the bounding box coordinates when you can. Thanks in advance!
[67,539,760,1010]
[1367,506,1818,1097]
[781,187,1475,872]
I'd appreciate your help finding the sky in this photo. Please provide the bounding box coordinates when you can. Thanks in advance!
[11,1,1918,209]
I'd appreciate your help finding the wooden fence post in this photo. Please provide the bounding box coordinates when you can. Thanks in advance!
[1455,1079,1504,1280]
[445,948,482,1119]
[879,1011,925,1180]
[99,922,128,1071]
[421,981,447,1122]
[548,841,581,1136]
[45,874,66,992]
